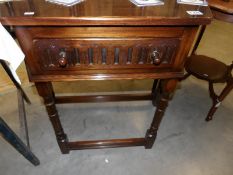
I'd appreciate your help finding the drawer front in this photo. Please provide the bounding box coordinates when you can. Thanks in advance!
[33,38,180,71]
[16,26,198,81]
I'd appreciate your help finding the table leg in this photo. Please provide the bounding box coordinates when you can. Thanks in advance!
[151,79,161,107]
[145,79,178,149]
[35,82,69,154]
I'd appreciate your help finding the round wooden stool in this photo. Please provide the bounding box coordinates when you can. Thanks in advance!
[184,55,233,121]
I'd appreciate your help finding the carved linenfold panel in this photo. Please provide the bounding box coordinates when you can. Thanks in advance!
[33,38,180,70]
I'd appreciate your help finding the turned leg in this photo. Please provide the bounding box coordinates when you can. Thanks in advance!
[206,80,233,121]
[145,79,178,149]
[206,82,218,121]
[180,73,191,81]
[35,82,69,154]
[151,79,161,107]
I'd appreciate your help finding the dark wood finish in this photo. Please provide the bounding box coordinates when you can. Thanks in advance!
[0,117,40,166]
[15,26,195,82]
[151,79,160,106]
[0,1,212,153]
[185,55,231,82]
[145,79,178,148]
[33,37,179,70]
[35,82,69,154]
[55,93,152,104]
[68,138,145,150]
[209,0,233,14]
[0,0,212,26]
[183,1,233,121]
[184,55,233,121]
[209,0,233,23]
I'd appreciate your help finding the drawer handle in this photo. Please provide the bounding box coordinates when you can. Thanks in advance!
[58,51,67,67]
[150,50,161,65]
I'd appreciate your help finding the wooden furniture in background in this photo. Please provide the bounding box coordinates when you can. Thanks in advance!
[0,0,212,153]
[184,56,233,121]
[183,0,233,121]
[209,0,233,23]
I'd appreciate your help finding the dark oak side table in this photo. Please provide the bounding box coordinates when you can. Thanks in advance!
[0,0,212,154]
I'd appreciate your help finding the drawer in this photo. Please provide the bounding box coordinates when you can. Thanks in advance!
[33,38,180,71]
[16,26,197,81]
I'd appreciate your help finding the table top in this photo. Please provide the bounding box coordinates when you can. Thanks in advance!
[208,0,233,23]
[209,0,233,14]
[0,0,212,26]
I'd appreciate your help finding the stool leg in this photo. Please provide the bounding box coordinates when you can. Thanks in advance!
[35,82,69,154]
[145,79,178,148]
[0,117,40,166]
[206,80,233,121]
[180,73,191,81]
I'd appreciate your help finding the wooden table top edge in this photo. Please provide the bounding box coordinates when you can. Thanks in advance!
[0,16,213,26]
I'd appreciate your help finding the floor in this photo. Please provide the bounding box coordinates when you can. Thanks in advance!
[0,20,232,175]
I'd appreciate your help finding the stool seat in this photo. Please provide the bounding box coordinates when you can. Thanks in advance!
[185,55,229,83]
[183,54,233,121]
